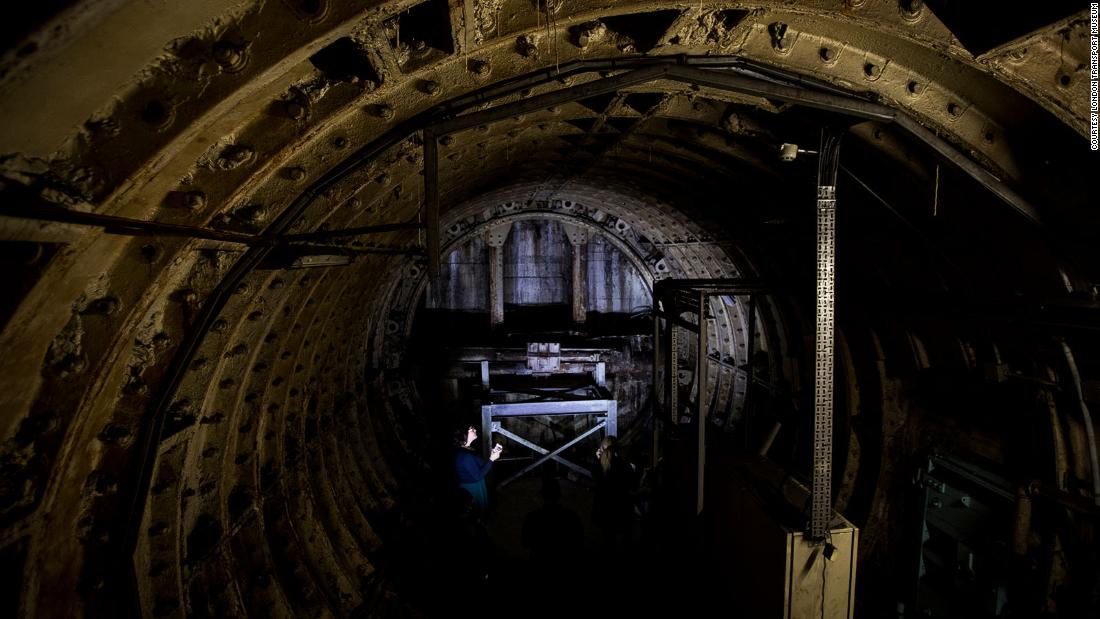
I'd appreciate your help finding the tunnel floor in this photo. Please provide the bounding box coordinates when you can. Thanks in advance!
[477,476,721,617]
[389,448,742,619]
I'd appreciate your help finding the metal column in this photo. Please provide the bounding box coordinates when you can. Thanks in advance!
[743,295,757,444]
[481,405,494,462]
[652,307,661,469]
[562,223,589,324]
[423,129,440,277]
[811,127,842,541]
[484,223,510,328]
[667,316,680,425]
[696,291,708,515]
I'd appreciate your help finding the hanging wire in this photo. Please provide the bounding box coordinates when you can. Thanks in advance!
[462,0,469,71]
[817,129,842,187]
[933,163,940,217]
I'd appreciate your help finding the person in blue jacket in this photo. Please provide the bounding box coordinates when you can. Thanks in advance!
[454,425,502,513]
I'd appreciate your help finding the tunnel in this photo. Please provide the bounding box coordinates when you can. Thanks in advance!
[0,1,1098,617]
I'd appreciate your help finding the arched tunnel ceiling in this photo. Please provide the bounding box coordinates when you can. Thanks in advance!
[0,1,1097,617]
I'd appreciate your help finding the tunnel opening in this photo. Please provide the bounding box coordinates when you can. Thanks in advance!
[0,4,1098,618]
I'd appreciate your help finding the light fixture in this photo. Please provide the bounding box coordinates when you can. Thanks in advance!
[778,143,819,161]
[290,254,352,268]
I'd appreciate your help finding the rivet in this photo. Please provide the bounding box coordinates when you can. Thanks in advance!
[285,101,306,120]
[864,63,880,78]
[440,135,455,146]
[185,191,206,210]
[947,102,961,117]
[334,136,348,149]
[1058,73,1071,88]
[518,35,539,58]
[422,80,441,96]
[819,47,836,62]
[212,41,246,72]
[140,100,173,129]
[374,104,395,119]
[294,0,327,21]
[900,0,923,18]
[471,60,490,76]
[906,80,923,95]
[86,296,119,316]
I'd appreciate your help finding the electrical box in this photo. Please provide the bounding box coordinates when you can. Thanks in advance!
[709,460,858,618]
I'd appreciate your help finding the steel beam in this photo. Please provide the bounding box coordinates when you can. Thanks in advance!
[742,295,757,441]
[653,308,661,469]
[666,64,894,121]
[423,128,441,277]
[493,426,592,479]
[499,421,607,487]
[810,127,842,541]
[281,221,425,241]
[481,405,494,463]
[483,399,617,416]
[484,223,510,327]
[563,223,589,324]
[668,315,680,425]
[433,64,671,135]
[696,291,708,515]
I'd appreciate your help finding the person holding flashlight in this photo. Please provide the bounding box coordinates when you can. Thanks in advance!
[454,424,502,514]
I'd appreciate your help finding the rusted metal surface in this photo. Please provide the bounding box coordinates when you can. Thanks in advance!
[0,1,1092,616]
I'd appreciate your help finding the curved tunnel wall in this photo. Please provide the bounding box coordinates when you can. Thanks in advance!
[0,1,1095,617]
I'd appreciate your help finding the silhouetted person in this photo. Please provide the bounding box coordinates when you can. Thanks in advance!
[592,436,635,551]
[454,424,501,514]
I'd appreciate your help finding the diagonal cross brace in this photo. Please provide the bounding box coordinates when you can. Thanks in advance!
[498,421,607,487]
[494,426,592,479]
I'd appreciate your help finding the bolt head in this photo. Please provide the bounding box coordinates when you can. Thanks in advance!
[231,147,251,163]
[185,191,206,210]
[286,102,306,119]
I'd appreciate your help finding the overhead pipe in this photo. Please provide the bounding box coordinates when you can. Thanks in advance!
[1043,365,1072,491]
[1059,340,1100,506]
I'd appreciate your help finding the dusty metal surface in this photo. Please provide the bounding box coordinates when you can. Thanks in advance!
[0,1,1095,617]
